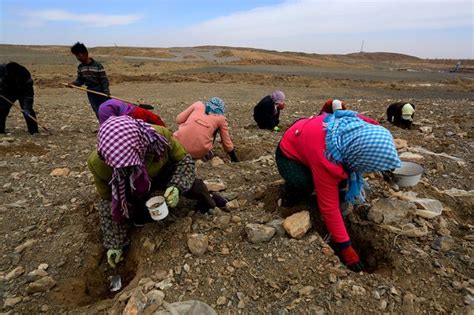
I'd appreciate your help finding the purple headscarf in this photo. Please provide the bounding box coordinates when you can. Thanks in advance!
[271,90,285,104]
[98,99,134,125]
[98,116,169,222]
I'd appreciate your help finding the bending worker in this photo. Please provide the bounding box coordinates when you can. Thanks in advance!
[88,116,221,268]
[0,62,38,134]
[173,97,238,162]
[276,110,400,271]
[253,90,286,131]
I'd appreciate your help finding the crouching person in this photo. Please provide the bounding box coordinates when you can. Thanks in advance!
[386,102,415,129]
[88,116,222,268]
[275,110,400,271]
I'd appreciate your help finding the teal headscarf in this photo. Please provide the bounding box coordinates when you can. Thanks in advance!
[205,97,225,116]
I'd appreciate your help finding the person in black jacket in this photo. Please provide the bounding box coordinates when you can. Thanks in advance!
[253,90,286,131]
[0,62,38,134]
[386,102,415,129]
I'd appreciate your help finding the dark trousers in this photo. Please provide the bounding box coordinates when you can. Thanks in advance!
[0,95,38,134]
[87,92,109,119]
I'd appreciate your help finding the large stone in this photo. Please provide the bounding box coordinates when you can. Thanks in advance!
[4,296,22,307]
[27,269,49,281]
[146,290,164,306]
[267,219,286,236]
[245,224,276,243]
[204,180,226,192]
[283,211,311,239]
[402,293,416,315]
[368,198,416,225]
[187,234,209,256]
[49,168,70,177]
[5,266,25,281]
[15,239,37,254]
[123,288,147,315]
[414,198,443,218]
[26,276,56,294]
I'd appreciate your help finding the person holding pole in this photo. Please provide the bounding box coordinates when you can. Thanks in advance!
[69,42,110,118]
[0,62,39,134]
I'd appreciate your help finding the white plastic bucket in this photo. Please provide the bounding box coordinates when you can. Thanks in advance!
[392,161,424,187]
[146,196,169,221]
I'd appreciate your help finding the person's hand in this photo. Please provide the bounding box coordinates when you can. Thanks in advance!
[228,150,238,162]
[164,186,179,207]
[338,245,365,272]
[107,249,123,268]
[273,126,281,132]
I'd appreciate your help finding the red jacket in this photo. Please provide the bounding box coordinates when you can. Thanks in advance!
[129,107,166,127]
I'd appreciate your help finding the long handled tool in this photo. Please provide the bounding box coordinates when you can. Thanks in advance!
[0,94,49,133]
[61,83,155,110]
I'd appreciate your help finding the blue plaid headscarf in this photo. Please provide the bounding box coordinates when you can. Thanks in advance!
[205,97,225,115]
[324,110,401,203]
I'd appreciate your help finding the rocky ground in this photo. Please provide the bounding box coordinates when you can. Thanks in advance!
[0,46,473,314]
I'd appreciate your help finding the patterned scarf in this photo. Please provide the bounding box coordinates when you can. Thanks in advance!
[98,99,134,125]
[97,116,169,222]
[205,97,225,116]
[324,110,401,203]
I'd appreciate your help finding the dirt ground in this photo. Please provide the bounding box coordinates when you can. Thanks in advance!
[0,45,473,314]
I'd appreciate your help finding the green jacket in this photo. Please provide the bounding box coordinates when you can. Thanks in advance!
[88,125,187,200]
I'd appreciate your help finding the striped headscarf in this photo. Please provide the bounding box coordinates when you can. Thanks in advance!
[97,116,169,222]
[205,97,225,115]
[324,110,401,203]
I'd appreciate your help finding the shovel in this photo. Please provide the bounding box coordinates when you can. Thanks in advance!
[0,94,50,133]
[61,83,155,110]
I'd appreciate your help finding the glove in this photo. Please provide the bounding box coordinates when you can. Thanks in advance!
[338,245,365,272]
[164,186,179,208]
[228,150,238,162]
[107,249,123,268]
[273,126,280,132]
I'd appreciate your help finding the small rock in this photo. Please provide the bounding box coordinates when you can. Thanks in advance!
[26,276,56,294]
[41,305,49,312]
[298,285,315,296]
[221,247,230,255]
[5,266,25,281]
[27,269,49,281]
[380,300,388,310]
[237,299,246,309]
[215,215,231,229]
[15,239,37,254]
[245,223,276,243]
[210,157,225,167]
[267,219,286,236]
[204,179,226,192]
[283,211,311,239]
[146,290,164,306]
[226,199,240,210]
[352,285,366,296]
[49,167,70,177]
[394,138,408,150]
[432,236,455,252]
[217,296,227,305]
[231,215,241,223]
[4,296,22,307]
[329,273,337,283]
[123,288,147,315]
[399,152,424,161]
[142,238,156,252]
[368,198,415,224]
[465,294,474,305]
[187,234,209,256]
[38,263,49,271]
[419,126,432,133]
[402,293,416,315]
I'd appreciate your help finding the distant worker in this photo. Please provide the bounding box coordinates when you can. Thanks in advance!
[386,101,415,129]
[276,111,400,272]
[68,42,110,119]
[319,98,380,125]
[319,99,347,115]
[88,116,225,268]
[173,97,238,162]
[0,62,38,134]
[98,99,166,127]
[253,90,286,131]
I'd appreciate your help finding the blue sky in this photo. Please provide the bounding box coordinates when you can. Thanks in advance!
[1,0,472,58]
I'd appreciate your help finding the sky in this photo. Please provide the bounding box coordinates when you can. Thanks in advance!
[1,0,472,59]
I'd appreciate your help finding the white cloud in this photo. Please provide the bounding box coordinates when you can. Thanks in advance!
[23,9,142,28]
[151,0,473,57]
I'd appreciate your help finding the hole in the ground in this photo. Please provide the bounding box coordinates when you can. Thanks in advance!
[279,197,393,274]
[51,202,140,308]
